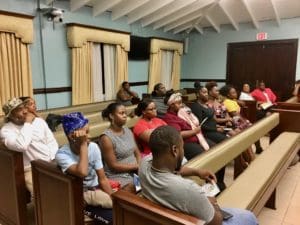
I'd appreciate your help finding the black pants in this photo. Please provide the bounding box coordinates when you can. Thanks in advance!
[183,139,215,160]
[204,131,227,144]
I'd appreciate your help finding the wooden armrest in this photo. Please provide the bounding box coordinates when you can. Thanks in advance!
[112,190,204,225]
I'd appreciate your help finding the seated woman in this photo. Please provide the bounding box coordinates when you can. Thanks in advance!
[220,85,255,163]
[206,81,238,136]
[162,93,215,160]
[20,96,38,116]
[99,103,141,187]
[55,112,112,208]
[239,83,255,101]
[190,86,228,144]
[133,99,167,157]
[150,83,168,118]
[116,81,139,106]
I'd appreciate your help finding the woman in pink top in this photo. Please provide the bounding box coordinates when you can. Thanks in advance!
[133,99,167,157]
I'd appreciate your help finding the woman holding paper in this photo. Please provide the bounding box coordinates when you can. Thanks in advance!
[190,86,228,144]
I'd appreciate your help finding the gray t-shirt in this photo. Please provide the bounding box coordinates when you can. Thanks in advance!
[139,157,215,223]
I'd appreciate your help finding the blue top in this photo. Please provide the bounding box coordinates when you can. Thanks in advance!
[55,142,103,188]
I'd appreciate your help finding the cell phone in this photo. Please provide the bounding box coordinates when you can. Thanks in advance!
[221,209,233,220]
[133,173,142,193]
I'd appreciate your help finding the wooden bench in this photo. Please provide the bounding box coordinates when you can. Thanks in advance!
[217,132,300,215]
[275,102,300,110]
[0,100,117,128]
[270,108,300,142]
[185,113,280,181]
[54,116,140,146]
[241,100,257,123]
[112,190,204,225]
[31,159,96,225]
[0,148,32,225]
[285,96,298,103]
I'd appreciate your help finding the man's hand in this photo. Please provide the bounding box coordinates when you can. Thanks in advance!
[197,169,217,183]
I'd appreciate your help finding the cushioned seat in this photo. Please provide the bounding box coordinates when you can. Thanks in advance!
[217,132,300,212]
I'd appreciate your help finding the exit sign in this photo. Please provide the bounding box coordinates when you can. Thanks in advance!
[256,32,268,40]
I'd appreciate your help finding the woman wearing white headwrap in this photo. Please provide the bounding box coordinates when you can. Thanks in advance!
[162,93,215,160]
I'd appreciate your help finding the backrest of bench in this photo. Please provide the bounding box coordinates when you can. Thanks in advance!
[185,113,279,182]
[276,102,300,110]
[31,160,84,225]
[112,190,204,225]
[270,108,300,142]
[217,132,300,214]
[241,100,257,123]
[285,96,298,103]
[38,100,116,119]
[0,148,27,225]
[54,116,140,146]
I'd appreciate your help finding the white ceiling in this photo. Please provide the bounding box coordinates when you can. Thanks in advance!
[47,0,300,34]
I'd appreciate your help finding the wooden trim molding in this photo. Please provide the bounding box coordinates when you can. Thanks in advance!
[130,81,148,86]
[33,87,72,95]
[0,10,34,43]
[180,78,226,82]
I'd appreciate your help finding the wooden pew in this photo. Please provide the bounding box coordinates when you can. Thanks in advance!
[0,148,29,225]
[275,102,300,110]
[54,116,140,146]
[217,132,300,215]
[241,100,257,123]
[184,113,299,215]
[285,96,298,103]
[0,100,117,128]
[31,159,96,225]
[112,190,204,225]
[270,108,300,142]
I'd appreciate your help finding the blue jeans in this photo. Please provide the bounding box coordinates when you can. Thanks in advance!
[222,208,258,225]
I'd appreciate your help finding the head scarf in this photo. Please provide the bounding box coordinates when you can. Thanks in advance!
[62,112,89,135]
[2,98,24,118]
[167,93,182,106]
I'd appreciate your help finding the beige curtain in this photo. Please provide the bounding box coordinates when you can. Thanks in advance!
[171,51,181,90]
[115,45,128,91]
[71,42,93,105]
[0,32,33,115]
[148,50,162,93]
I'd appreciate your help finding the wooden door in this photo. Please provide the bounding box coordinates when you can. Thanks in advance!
[226,39,298,101]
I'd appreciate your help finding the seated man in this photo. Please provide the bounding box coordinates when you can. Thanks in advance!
[139,125,258,225]
[116,81,139,106]
[55,112,113,208]
[0,97,58,196]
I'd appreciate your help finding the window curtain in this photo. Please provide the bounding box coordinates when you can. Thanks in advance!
[0,32,33,116]
[148,38,183,93]
[92,43,104,102]
[0,12,34,116]
[103,44,116,101]
[160,50,174,90]
[67,24,130,105]
[71,42,93,105]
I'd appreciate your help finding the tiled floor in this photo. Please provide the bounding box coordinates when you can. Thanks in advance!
[224,137,300,225]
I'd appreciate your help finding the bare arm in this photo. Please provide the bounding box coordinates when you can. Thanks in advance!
[99,135,138,173]
[179,166,217,183]
[66,142,89,178]
[117,89,132,101]
[206,197,223,225]
[180,126,201,139]
[96,168,113,195]
[293,84,300,96]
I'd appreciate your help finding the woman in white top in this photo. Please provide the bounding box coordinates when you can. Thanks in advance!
[239,83,254,101]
